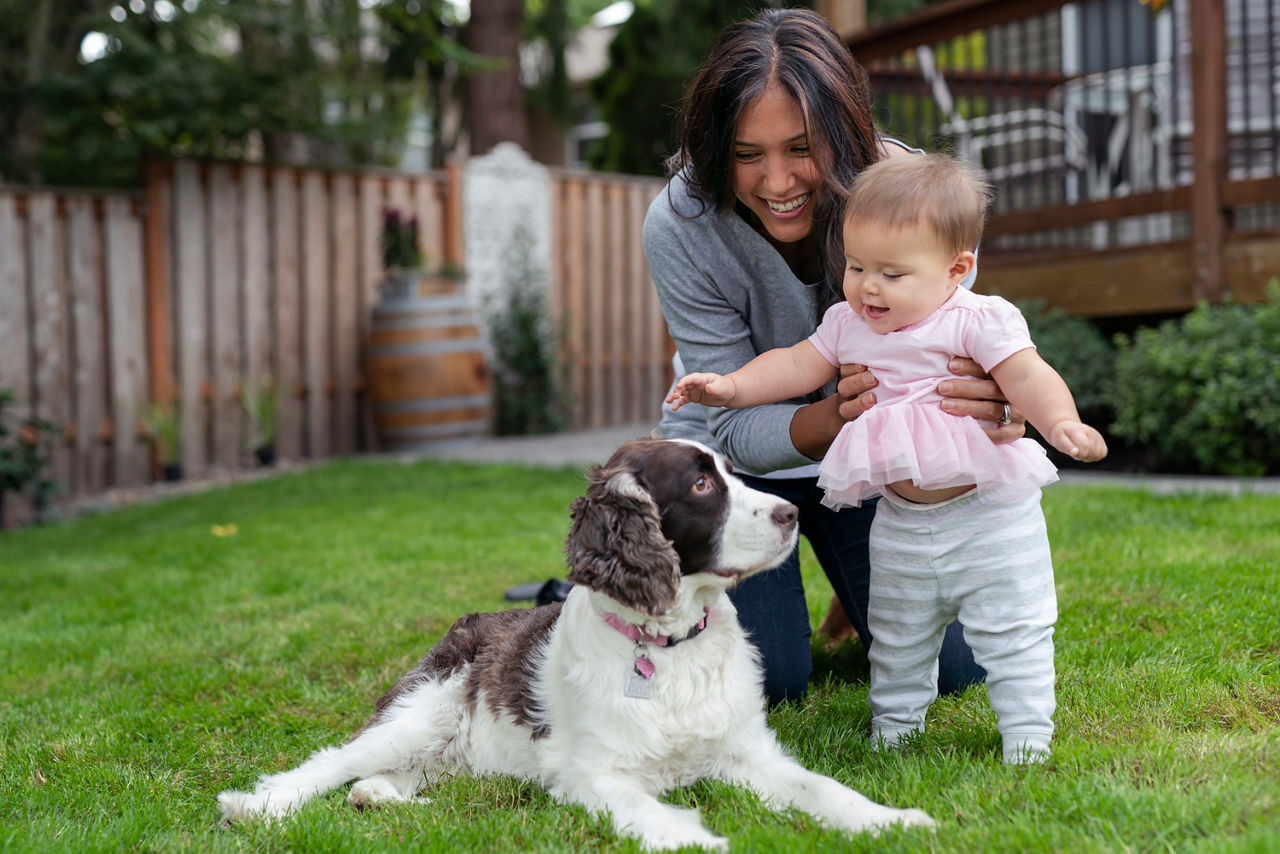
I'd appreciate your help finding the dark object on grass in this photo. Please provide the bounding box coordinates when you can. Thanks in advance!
[503,578,572,606]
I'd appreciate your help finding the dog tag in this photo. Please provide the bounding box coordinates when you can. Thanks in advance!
[624,665,653,699]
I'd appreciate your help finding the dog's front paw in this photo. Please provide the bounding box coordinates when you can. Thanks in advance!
[638,828,728,852]
[836,804,935,837]
[891,807,936,830]
[631,809,728,852]
[348,777,410,811]
[217,789,289,824]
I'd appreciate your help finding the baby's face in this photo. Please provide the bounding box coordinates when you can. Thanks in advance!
[841,218,970,333]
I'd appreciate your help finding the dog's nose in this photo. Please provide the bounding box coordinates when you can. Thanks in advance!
[771,503,798,527]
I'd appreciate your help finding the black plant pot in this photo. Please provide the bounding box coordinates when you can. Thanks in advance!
[254,445,276,467]
[162,462,183,482]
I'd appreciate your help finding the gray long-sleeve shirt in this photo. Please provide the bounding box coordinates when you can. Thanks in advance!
[644,170,828,478]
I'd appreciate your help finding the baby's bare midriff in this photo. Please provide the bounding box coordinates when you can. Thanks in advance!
[888,481,976,504]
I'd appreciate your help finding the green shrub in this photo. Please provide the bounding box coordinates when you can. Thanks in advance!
[483,228,572,436]
[1014,299,1115,422]
[0,388,58,524]
[1108,290,1280,476]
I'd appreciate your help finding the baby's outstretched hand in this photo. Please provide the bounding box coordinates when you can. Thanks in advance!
[1049,421,1108,462]
[666,373,737,411]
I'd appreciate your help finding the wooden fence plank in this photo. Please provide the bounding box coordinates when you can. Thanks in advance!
[173,161,208,477]
[585,180,605,428]
[0,192,37,527]
[385,177,412,226]
[240,165,271,452]
[103,196,150,487]
[67,196,107,495]
[546,177,563,324]
[331,173,359,454]
[26,192,72,492]
[0,193,34,525]
[444,162,464,268]
[143,161,174,416]
[209,163,244,468]
[413,174,445,267]
[627,183,648,422]
[545,176,565,430]
[271,168,303,461]
[562,179,587,429]
[606,181,626,426]
[300,170,331,457]
[647,230,671,419]
[357,174,382,449]
[0,194,30,407]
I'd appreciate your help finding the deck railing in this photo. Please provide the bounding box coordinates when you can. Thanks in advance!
[848,0,1278,316]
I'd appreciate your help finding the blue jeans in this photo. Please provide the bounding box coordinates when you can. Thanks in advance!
[731,474,986,706]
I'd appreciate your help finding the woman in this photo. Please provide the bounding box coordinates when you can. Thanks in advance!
[644,7,1025,705]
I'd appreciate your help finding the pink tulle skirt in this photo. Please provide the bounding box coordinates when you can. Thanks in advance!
[816,404,1058,509]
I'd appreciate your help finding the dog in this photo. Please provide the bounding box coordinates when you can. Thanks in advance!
[217,438,934,849]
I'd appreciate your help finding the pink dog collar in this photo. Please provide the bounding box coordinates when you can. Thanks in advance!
[600,606,710,648]
[596,604,711,688]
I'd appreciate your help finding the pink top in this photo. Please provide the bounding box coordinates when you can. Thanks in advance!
[807,287,1058,508]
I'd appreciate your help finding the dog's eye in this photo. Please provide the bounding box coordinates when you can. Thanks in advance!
[692,475,713,495]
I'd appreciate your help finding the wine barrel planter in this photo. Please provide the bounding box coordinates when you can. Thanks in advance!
[365,276,492,449]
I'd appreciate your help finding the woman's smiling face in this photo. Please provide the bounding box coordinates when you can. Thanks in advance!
[731,85,821,246]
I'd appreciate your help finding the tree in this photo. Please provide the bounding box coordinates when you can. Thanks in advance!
[587,0,760,176]
[465,0,528,156]
[0,0,113,185]
[0,0,481,187]
[380,0,477,169]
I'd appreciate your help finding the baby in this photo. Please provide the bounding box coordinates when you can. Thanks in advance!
[668,153,1106,762]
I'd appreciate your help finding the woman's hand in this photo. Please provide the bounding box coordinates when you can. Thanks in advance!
[836,363,878,421]
[790,363,877,460]
[937,357,1026,444]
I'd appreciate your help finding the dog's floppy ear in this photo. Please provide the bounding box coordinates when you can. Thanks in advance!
[565,467,680,616]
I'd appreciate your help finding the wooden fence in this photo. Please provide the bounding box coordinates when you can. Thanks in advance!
[147,161,458,475]
[550,169,671,431]
[0,160,672,524]
[1,188,150,506]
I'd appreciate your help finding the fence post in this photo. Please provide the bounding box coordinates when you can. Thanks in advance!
[1189,0,1227,304]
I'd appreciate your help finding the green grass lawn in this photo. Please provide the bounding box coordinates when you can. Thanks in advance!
[2,458,1278,852]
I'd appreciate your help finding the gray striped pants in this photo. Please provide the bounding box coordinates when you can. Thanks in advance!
[867,487,1057,763]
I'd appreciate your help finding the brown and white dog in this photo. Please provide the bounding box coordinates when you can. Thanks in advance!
[217,438,933,849]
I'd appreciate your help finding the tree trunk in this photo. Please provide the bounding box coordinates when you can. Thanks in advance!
[465,0,528,156]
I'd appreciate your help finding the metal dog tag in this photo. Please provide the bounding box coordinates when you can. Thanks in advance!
[623,666,653,699]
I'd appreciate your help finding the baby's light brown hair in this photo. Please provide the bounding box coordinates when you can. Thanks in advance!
[843,152,992,258]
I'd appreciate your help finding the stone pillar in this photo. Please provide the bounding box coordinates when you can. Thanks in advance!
[462,142,552,323]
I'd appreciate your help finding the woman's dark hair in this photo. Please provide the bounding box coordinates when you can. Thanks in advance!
[668,8,880,307]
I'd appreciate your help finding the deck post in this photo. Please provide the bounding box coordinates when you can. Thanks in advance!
[1189,0,1228,303]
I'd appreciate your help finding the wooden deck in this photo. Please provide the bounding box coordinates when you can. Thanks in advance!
[847,0,1277,316]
